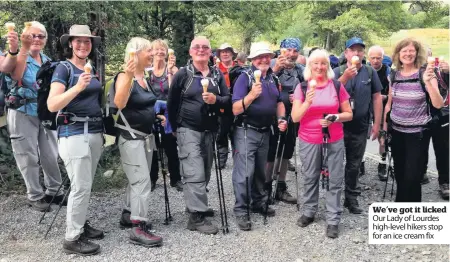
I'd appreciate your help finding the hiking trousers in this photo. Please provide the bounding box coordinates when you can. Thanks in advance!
[7,109,62,201]
[299,138,345,225]
[119,135,156,222]
[59,133,103,241]
[177,127,214,213]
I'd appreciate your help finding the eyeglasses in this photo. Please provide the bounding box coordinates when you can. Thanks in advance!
[191,45,210,51]
[31,34,46,40]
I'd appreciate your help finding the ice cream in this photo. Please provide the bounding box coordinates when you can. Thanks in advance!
[5,22,15,32]
[351,56,359,66]
[24,22,32,30]
[309,80,317,91]
[439,56,444,62]
[201,79,209,93]
[254,70,262,83]
[84,61,92,74]
[280,48,287,56]
[128,48,137,61]
[168,49,174,56]
[427,57,435,65]
[216,58,221,65]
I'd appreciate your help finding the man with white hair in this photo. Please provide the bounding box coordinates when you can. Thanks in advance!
[168,36,230,235]
[368,45,391,182]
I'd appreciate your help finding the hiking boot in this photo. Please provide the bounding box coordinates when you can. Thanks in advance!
[236,215,252,231]
[45,194,68,206]
[264,181,274,205]
[326,225,339,239]
[275,182,297,204]
[288,160,295,172]
[129,221,163,247]
[171,181,183,192]
[439,183,449,200]
[296,215,314,228]
[421,174,430,185]
[359,161,365,177]
[27,198,51,212]
[63,235,100,256]
[120,209,153,229]
[151,182,157,192]
[377,163,387,182]
[344,199,363,214]
[185,207,214,217]
[186,212,219,235]
[252,205,275,217]
[83,220,104,240]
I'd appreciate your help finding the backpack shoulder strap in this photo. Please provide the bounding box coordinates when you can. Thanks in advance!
[244,68,254,93]
[339,64,347,76]
[60,61,75,90]
[332,79,341,104]
[300,82,308,102]
[365,64,373,79]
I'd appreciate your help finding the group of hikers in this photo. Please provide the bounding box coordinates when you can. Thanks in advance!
[0,21,448,256]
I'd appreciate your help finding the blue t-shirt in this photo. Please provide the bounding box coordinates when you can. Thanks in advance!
[51,61,103,137]
[232,66,281,128]
[5,53,50,116]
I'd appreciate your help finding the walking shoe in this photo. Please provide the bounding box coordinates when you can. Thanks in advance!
[439,183,449,200]
[45,194,68,206]
[236,215,252,231]
[129,221,163,247]
[83,220,104,240]
[275,182,297,204]
[359,161,366,177]
[421,174,430,185]
[63,234,100,256]
[252,205,276,217]
[288,160,295,172]
[27,198,51,212]
[186,212,219,235]
[344,199,363,214]
[171,181,183,192]
[296,215,314,228]
[326,225,339,239]
[120,209,153,229]
[185,207,214,217]
[377,163,387,182]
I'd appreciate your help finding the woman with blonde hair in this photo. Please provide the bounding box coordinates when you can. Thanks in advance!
[115,37,164,247]
[291,49,352,238]
[148,39,182,192]
[383,38,443,202]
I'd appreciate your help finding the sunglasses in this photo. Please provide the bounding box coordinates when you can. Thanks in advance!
[191,45,210,51]
[31,34,46,40]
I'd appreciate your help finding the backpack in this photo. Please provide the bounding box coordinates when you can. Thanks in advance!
[36,61,74,130]
[389,66,449,128]
[300,79,342,112]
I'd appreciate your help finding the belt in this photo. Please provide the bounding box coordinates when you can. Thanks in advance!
[69,116,103,142]
[238,123,270,133]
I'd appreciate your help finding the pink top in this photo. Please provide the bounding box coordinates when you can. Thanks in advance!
[293,79,350,144]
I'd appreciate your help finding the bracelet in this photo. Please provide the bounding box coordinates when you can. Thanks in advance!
[8,50,19,56]
[277,116,286,121]
[242,97,246,112]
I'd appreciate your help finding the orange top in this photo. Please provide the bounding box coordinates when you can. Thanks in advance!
[217,61,235,88]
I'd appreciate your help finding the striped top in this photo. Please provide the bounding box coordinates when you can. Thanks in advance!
[390,71,431,133]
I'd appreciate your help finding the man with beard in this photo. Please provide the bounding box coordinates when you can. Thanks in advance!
[266,38,304,204]
[216,43,236,169]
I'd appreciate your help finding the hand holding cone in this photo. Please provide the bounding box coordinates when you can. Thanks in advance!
[201,79,209,93]
[84,61,92,74]
[168,49,174,56]
[280,48,287,57]
[254,70,262,83]
[351,56,359,66]
[309,79,317,91]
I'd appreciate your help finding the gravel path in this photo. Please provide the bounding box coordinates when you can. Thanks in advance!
[0,157,448,262]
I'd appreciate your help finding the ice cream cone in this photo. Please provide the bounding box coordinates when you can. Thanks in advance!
[427,57,435,66]
[351,56,359,66]
[201,79,209,93]
[254,70,262,83]
[309,80,317,91]
[168,49,174,56]
[5,22,15,32]
[84,61,92,74]
[439,56,444,62]
[128,48,137,61]
[280,48,287,57]
[24,22,32,30]
[216,58,221,65]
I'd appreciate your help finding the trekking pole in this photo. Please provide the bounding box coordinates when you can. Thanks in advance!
[272,118,289,203]
[39,173,69,224]
[243,116,251,228]
[382,133,395,201]
[44,186,71,239]
[212,133,229,234]
[158,124,172,225]
[321,114,336,191]
[293,129,300,211]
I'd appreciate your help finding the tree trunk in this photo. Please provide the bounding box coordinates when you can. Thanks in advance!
[242,31,252,54]
[172,1,194,67]
[325,31,331,50]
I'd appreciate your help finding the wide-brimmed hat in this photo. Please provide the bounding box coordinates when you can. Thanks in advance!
[217,43,237,56]
[247,42,274,59]
[60,25,101,47]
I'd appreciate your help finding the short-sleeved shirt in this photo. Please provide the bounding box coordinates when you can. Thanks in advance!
[5,53,50,116]
[51,60,103,137]
[294,79,350,144]
[270,61,304,114]
[117,77,157,140]
[333,65,382,132]
[232,66,282,128]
